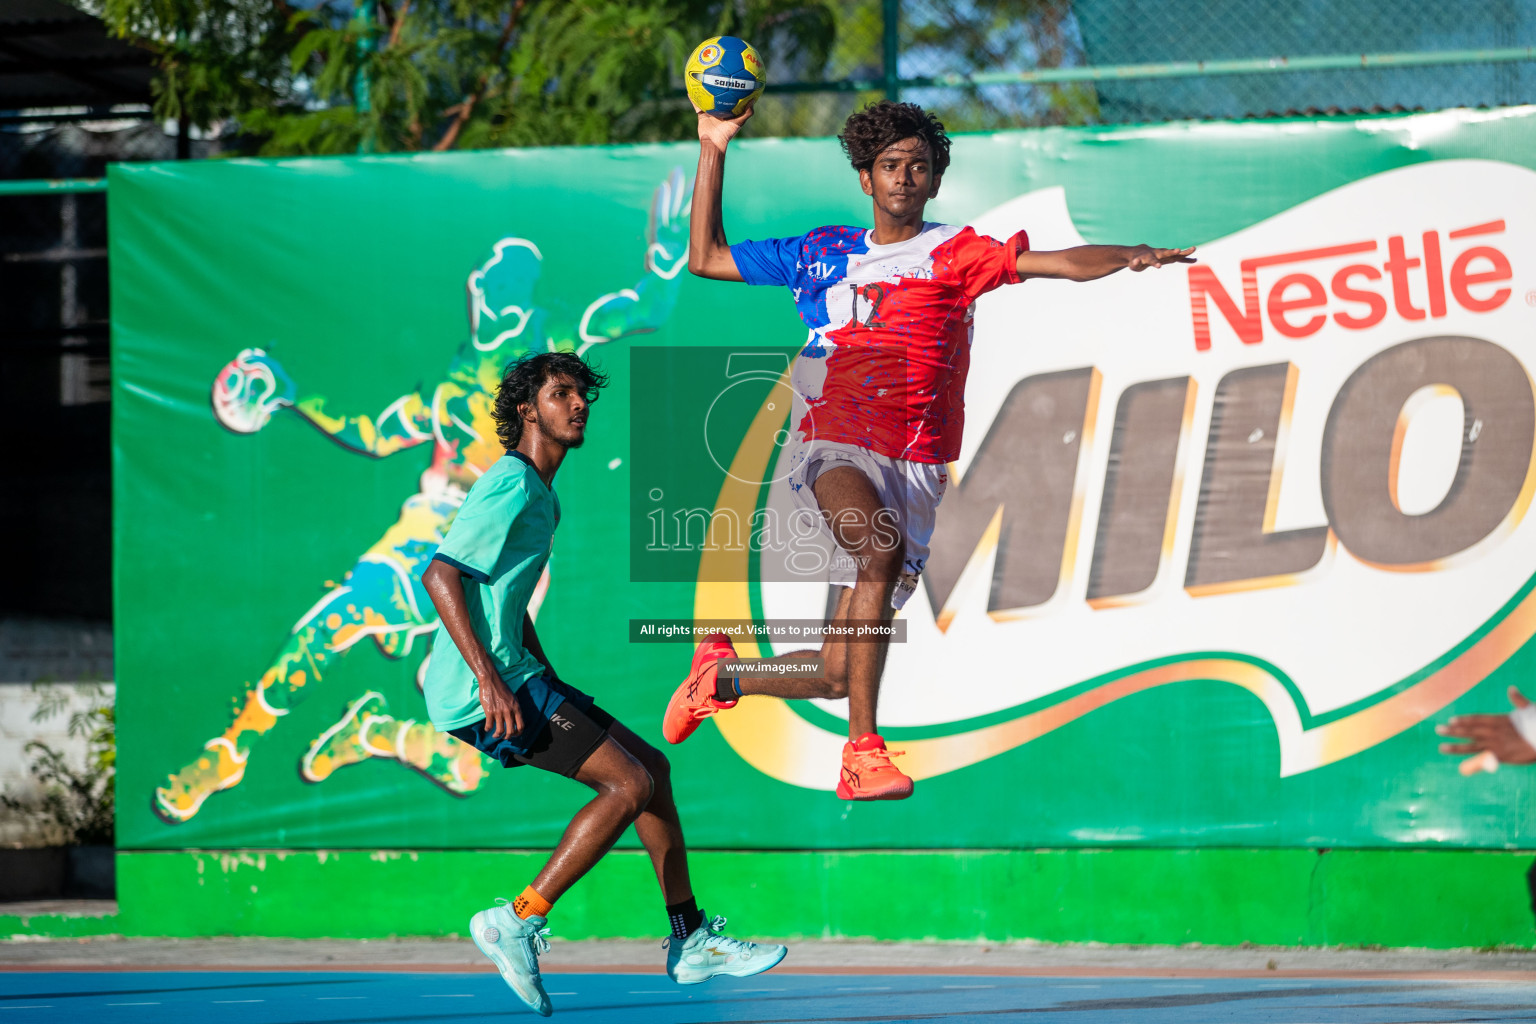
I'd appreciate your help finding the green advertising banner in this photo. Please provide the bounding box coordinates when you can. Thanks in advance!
[115,108,1536,854]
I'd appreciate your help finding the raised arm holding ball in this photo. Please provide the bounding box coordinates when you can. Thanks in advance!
[670,52,1196,801]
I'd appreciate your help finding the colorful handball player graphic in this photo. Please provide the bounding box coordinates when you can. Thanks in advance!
[665,100,1195,800]
[153,169,696,824]
[423,352,786,1013]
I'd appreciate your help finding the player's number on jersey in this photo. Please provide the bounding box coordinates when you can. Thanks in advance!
[850,282,892,327]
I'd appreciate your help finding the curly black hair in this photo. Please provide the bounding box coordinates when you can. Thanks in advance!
[493,351,609,451]
[838,100,952,178]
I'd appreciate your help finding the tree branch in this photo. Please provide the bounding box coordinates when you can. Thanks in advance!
[387,0,411,48]
[432,0,525,151]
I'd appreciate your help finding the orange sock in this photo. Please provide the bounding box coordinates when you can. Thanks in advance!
[512,885,552,919]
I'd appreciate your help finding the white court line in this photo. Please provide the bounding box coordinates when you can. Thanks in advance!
[546,992,577,996]
[835,986,892,991]
[0,1007,54,1011]
[316,996,366,1000]
[626,991,673,995]
[942,984,996,989]
[1052,984,1102,988]
[422,993,474,998]
[732,988,785,993]
[213,999,264,1003]
[106,1003,160,1006]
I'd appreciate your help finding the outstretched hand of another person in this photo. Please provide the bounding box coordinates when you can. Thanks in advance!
[1437,686,1536,775]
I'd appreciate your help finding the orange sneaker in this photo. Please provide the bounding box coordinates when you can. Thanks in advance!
[836,733,913,801]
[662,632,738,744]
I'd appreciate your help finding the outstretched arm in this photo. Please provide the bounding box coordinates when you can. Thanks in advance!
[571,168,697,353]
[291,390,434,458]
[211,347,434,458]
[687,104,753,281]
[1017,244,1196,282]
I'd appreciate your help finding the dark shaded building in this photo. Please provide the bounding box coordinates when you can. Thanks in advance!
[1,0,188,625]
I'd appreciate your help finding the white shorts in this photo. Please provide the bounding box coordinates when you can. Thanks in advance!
[785,439,948,609]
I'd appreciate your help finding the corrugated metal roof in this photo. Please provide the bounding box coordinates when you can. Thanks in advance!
[0,0,153,110]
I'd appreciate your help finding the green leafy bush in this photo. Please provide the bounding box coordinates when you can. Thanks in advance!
[1,683,115,847]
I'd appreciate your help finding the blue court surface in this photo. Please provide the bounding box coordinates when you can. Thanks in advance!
[3,970,1535,1023]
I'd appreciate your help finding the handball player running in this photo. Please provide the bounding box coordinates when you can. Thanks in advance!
[422,353,785,1016]
[664,100,1194,801]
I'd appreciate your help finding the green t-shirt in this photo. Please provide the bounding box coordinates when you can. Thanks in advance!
[423,452,561,732]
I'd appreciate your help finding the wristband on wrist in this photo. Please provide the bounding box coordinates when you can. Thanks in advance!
[1510,702,1536,749]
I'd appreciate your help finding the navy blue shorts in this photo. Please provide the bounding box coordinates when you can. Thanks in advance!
[449,675,614,778]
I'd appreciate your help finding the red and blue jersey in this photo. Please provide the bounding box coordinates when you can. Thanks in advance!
[731,222,1028,464]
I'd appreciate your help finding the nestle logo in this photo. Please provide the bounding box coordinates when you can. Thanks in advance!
[1189,219,1512,351]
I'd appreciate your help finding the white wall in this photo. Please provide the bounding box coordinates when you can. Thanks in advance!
[0,682,113,846]
[0,617,113,847]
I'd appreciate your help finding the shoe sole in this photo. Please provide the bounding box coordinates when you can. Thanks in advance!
[835,782,914,801]
[673,944,788,985]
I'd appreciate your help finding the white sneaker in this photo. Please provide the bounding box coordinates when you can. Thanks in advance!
[665,911,787,985]
[470,901,553,1016]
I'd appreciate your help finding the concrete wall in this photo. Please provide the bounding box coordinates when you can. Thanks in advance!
[6,848,1535,947]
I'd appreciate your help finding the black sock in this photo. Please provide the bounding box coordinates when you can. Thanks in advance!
[666,897,704,940]
[713,672,739,703]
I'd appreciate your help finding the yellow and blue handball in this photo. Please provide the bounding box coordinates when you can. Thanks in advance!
[685,36,766,118]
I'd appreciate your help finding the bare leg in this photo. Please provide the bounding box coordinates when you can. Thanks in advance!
[529,737,653,903]
[738,466,900,739]
[607,721,692,903]
[737,588,852,699]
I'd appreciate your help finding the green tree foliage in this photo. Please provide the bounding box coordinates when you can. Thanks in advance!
[84,0,834,155]
[83,0,309,132]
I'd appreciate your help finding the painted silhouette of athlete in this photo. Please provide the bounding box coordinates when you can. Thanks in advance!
[153,169,694,823]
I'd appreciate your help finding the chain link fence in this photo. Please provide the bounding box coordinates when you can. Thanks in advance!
[750,0,1536,137]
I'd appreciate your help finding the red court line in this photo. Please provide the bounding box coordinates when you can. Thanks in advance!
[2,963,1533,981]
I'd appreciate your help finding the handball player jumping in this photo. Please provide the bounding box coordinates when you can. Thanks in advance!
[664,99,1195,801]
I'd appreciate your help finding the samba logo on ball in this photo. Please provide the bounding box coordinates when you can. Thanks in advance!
[686,35,767,118]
